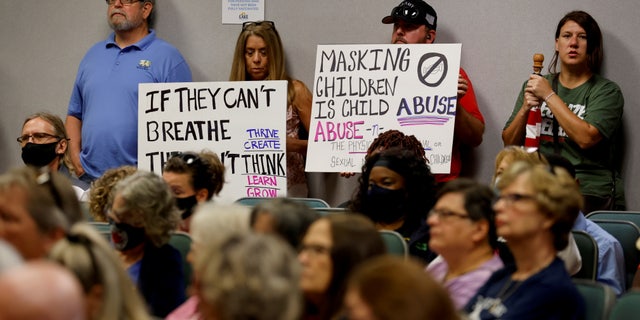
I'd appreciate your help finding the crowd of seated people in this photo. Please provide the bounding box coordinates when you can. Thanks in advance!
[2,143,639,319]
[3,106,638,320]
[1,3,636,319]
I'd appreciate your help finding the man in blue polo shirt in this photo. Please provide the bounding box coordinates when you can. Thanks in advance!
[66,0,192,182]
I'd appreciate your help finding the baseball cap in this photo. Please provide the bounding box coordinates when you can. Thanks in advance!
[381,0,437,30]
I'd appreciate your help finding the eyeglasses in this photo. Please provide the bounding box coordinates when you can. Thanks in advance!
[17,132,61,145]
[495,193,536,206]
[298,244,331,257]
[105,0,143,6]
[428,208,470,220]
[242,21,277,32]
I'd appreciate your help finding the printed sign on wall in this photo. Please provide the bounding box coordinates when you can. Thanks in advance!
[138,80,288,203]
[305,44,461,174]
[222,0,265,24]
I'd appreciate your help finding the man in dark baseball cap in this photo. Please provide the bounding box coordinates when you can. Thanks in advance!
[380,0,486,184]
[382,0,437,30]
[382,0,437,44]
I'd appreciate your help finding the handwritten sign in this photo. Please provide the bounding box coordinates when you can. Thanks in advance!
[138,81,288,203]
[305,44,461,173]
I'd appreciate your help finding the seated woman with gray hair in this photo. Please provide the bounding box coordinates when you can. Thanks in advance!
[107,171,184,318]
[167,202,251,320]
[195,233,302,320]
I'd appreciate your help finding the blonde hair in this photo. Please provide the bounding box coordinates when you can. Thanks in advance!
[492,146,548,186]
[49,223,150,320]
[228,21,295,105]
[496,162,583,250]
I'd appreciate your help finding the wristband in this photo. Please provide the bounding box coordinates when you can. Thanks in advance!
[544,92,556,103]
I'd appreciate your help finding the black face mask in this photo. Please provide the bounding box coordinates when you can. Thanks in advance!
[176,195,198,220]
[110,220,146,251]
[362,184,407,224]
[21,142,60,167]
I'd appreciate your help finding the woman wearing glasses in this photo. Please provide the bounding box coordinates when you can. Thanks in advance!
[18,112,89,192]
[162,151,225,233]
[465,162,585,319]
[491,146,581,276]
[230,20,312,198]
[426,178,503,310]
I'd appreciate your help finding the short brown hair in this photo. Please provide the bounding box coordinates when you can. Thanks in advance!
[347,255,459,320]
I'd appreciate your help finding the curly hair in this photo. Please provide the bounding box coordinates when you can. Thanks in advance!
[366,129,426,162]
[89,166,137,222]
[162,151,225,198]
[496,162,582,250]
[350,147,436,231]
[110,171,180,247]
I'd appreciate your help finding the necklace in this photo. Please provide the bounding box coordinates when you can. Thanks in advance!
[488,277,524,316]
[496,278,523,301]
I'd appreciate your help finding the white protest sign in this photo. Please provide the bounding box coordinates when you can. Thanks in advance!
[222,0,265,24]
[305,44,461,173]
[138,81,288,203]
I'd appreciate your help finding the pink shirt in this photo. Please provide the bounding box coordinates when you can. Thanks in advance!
[426,254,503,309]
[166,296,200,320]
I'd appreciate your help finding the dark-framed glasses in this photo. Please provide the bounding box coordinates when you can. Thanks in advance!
[242,20,276,32]
[428,208,470,220]
[105,0,143,6]
[17,132,61,145]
